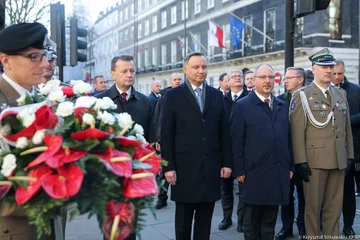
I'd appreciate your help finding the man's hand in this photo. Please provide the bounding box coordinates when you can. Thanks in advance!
[165,171,177,186]
[221,167,232,178]
[290,171,293,179]
[155,142,161,152]
[345,160,352,175]
[297,163,312,182]
[237,175,245,183]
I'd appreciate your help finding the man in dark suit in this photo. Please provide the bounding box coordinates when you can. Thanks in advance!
[219,69,248,232]
[332,60,360,237]
[276,67,306,239]
[244,71,255,91]
[0,22,62,240]
[230,64,293,240]
[96,55,154,240]
[148,80,161,114]
[218,73,229,95]
[91,75,107,96]
[161,52,232,239]
[154,72,183,209]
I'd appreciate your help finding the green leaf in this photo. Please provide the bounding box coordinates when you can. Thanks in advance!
[68,207,81,221]
[132,160,151,169]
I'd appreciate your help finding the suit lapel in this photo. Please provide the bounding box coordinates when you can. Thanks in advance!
[272,98,281,121]
[249,91,272,119]
[202,85,212,115]
[181,84,202,115]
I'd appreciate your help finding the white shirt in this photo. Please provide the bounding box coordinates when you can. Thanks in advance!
[191,83,203,97]
[254,90,271,105]
[2,73,33,97]
[116,86,132,101]
[231,90,243,101]
[313,81,330,98]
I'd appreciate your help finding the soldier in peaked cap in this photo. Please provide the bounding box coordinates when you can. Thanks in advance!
[289,48,354,237]
[42,37,58,84]
[0,23,59,240]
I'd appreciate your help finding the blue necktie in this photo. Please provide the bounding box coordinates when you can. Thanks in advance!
[195,88,203,112]
[233,94,238,102]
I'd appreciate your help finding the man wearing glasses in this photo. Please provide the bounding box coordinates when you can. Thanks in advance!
[0,22,57,240]
[290,48,354,237]
[231,64,293,240]
[42,38,58,84]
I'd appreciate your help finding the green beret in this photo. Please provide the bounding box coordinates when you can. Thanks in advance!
[0,22,48,53]
[308,48,336,66]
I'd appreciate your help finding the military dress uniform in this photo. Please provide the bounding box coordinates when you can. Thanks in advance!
[0,23,60,240]
[290,48,354,237]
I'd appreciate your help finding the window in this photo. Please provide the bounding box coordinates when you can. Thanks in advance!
[152,46,157,66]
[161,44,167,65]
[194,0,201,14]
[131,25,134,38]
[264,8,275,52]
[130,3,134,17]
[145,20,150,36]
[171,6,177,25]
[138,0,142,12]
[124,29,128,41]
[181,1,188,20]
[124,7,128,20]
[171,40,177,63]
[295,17,304,45]
[244,16,252,55]
[144,49,149,67]
[137,52,142,69]
[161,11,167,29]
[145,0,149,8]
[208,0,215,9]
[119,31,123,44]
[138,23,142,39]
[329,0,342,40]
[152,15,158,32]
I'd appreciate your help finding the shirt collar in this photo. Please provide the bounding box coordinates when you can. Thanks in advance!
[313,81,329,96]
[191,83,203,91]
[2,73,33,97]
[254,90,271,103]
[116,86,132,100]
[231,90,243,100]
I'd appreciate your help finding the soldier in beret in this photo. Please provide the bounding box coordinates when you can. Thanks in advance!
[0,22,59,240]
[290,48,354,237]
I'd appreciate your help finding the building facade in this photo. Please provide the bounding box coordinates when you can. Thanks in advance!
[86,0,359,95]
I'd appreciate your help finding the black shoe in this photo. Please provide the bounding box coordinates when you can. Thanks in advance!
[237,223,244,232]
[343,226,356,236]
[218,217,232,230]
[155,200,167,209]
[275,228,293,239]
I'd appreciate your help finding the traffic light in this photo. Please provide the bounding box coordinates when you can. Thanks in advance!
[70,17,87,66]
[296,0,331,18]
[50,2,65,81]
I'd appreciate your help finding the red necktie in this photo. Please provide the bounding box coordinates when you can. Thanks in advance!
[264,98,270,105]
[121,92,127,103]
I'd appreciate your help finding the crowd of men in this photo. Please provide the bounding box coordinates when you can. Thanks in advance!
[0,21,359,240]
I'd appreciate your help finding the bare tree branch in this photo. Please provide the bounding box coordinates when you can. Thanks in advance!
[5,0,49,25]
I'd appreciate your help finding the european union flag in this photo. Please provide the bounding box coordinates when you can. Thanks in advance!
[230,15,244,49]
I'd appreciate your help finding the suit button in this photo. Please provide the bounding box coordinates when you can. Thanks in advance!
[202,119,205,122]
[203,138,206,141]
[3,228,9,234]
[204,156,207,159]
[336,136,339,139]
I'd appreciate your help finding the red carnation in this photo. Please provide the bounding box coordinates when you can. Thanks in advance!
[61,86,75,98]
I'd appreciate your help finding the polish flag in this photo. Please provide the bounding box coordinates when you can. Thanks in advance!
[208,21,226,48]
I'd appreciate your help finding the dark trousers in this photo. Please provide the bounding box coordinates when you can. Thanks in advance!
[157,170,169,201]
[175,202,215,240]
[221,177,243,223]
[243,203,279,240]
[280,181,305,232]
[342,163,356,227]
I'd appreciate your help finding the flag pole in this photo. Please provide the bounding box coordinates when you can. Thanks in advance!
[228,11,274,41]
[177,36,192,52]
[189,31,208,53]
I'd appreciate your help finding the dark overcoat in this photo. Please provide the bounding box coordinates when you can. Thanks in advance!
[230,91,293,206]
[161,82,232,203]
[223,88,248,117]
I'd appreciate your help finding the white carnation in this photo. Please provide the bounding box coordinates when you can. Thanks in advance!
[16,94,27,105]
[74,96,97,109]
[97,111,116,125]
[56,101,74,117]
[1,154,17,177]
[133,124,144,135]
[48,90,66,103]
[82,113,95,126]
[73,81,93,95]
[116,112,133,129]
[136,133,146,143]
[94,97,117,111]
[32,130,46,145]
[15,137,28,149]
[39,80,61,95]
[1,124,11,135]
[17,108,36,127]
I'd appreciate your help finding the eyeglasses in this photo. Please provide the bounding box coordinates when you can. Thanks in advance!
[245,77,254,81]
[8,50,49,62]
[230,75,242,79]
[284,76,302,81]
[255,75,275,80]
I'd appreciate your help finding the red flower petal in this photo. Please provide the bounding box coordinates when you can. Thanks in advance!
[45,149,87,168]
[133,144,162,174]
[115,136,141,147]
[34,105,58,130]
[71,128,110,141]
[42,165,84,199]
[15,165,52,205]
[25,134,63,170]
[95,148,132,178]
[123,174,158,198]
[62,86,74,98]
